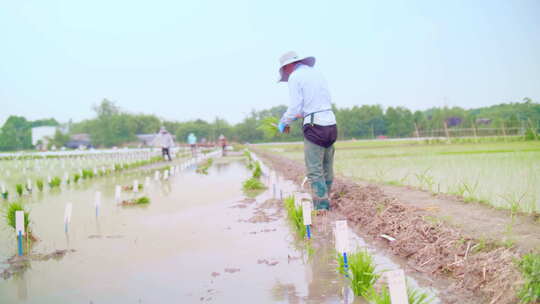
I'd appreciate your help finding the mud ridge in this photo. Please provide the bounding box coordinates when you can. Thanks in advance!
[255,149,522,304]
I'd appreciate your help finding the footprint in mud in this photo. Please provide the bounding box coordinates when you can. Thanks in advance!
[1,249,76,280]
[257,259,279,266]
[224,268,240,274]
[211,272,220,277]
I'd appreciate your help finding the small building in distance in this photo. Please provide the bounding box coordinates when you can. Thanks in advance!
[66,133,92,149]
[32,126,57,150]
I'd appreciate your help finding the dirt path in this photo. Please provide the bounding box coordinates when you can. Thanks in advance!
[255,149,537,304]
[366,182,540,253]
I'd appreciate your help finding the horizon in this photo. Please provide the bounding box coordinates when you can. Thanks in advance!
[1,0,539,126]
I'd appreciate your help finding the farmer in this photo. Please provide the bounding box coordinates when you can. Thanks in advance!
[153,126,175,161]
[277,51,337,210]
[187,133,197,157]
[218,134,228,156]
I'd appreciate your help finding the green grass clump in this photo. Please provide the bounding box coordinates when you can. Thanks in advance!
[366,286,391,304]
[252,161,262,179]
[49,177,61,188]
[257,116,280,139]
[82,169,94,179]
[36,179,44,191]
[16,184,24,196]
[135,196,150,204]
[337,250,379,298]
[196,158,213,175]
[242,178,266,191]
[517,253,540,303]
[284,196,306,238]
[407,287,433,304]
[5,202,30,234]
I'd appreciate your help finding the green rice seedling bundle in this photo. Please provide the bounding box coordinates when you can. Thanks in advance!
[121,196,150,206]
[36,179,44,191]
[252,161,262,179]
[196,158,213,175]
[73,173,80,183]
[283,196,306,238]
[366,286,391,304]
[242,178,266,191]
[407,287,433,304]
[49,177,61,188]
[346,250,379,297]
[4,202,36,241]
[82,169,94,179]
[257,116,280,139]
[517,252,540,303]
[16,184,24,196]
[114,164,122,171]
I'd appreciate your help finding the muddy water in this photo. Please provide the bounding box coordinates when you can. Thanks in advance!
[0,158,442,303]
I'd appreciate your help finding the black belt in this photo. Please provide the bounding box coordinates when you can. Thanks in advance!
[304,109,332,126]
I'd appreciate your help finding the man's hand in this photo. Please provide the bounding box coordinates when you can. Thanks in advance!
[278,122,290,134]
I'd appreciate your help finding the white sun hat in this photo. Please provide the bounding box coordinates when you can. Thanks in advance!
[278,51,315,82]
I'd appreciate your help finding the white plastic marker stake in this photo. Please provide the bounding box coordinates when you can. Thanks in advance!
[144,176,150,188]
[15,211,25,256]
[154,171,160,181]
[302,201,312,239]
[115,185,122,203]
[133,180,139,193]
[26,179,32,192]
[386,269,409,304]
[94,191,101,217]
[335,220,350,277]
[163,170,169,180]
[64,203,72,233]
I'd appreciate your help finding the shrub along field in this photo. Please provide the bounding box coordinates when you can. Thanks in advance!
[258,139,540,214]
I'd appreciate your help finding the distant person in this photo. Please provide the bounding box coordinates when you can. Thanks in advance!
[276,51,337,210]
[187,133,197,157]
[218,134,228,156]
[153,127,175,161]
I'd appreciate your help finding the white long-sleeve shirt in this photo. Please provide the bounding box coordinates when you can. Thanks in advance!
[280,64,337,126]
[153,132,175,148]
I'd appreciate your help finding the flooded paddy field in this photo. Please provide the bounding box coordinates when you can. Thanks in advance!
[0,154,444,303]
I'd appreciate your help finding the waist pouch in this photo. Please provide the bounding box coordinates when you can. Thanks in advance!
[303,124,337,148]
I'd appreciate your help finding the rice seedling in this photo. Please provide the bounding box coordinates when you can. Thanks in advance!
[257,116,280,139]
[48,177,61,188]
[242,178,266,191]
[16,184,24,196]
[252,161,262,179]
[36,179,44,191]
[283,196,306,238]
[82,169,94,179]
[2,190,9,200]
[122,184,144,191]
[196,158,213,175]
[516,253,540,303]
[73,173,80,183]
[407,286,433,304]
[121,196,151,206]
[337,249,379,298]
[366,286,391,304]
[4,202,36,241]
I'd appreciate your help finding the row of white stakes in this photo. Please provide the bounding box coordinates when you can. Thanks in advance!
[252,148,411,304]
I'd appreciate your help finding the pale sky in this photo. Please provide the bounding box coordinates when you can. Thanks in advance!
[1,0,539,125]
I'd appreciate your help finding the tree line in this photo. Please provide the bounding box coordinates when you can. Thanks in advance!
[1,98,539,150]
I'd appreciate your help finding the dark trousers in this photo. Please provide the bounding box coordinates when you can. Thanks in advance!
[162,147,171,161]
